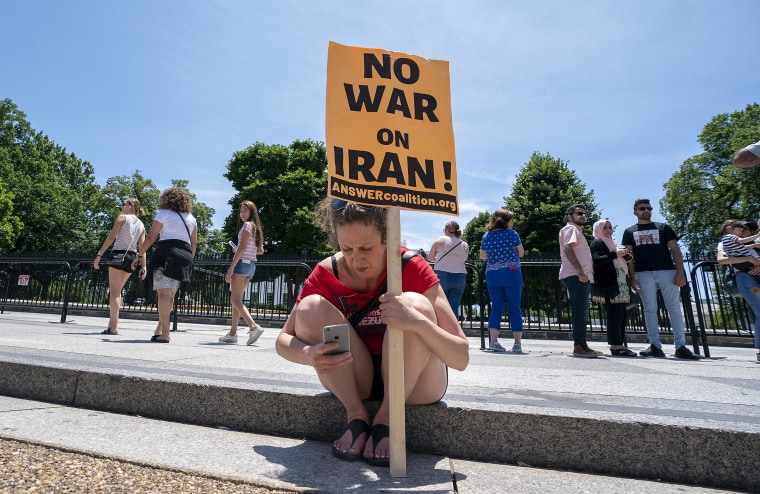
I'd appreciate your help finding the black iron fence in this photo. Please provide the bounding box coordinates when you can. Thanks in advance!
[0,254,754,357]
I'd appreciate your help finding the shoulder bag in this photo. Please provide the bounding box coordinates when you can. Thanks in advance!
[348,250,419,328]
[433,240,463,266]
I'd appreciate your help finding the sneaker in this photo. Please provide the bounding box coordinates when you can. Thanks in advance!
[573,344,600,358]
[489,341,507,352]
[218,333,237,343]
[639,345,666,358]
[511,344,522,353]
[674,345,700,360]
[247,325,264,345]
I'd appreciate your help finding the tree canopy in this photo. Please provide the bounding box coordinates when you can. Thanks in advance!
[661,103,760,257]
[224,139,329,255]
[0,99,101,253]
[0,99,221,255]
[504,152,599,254]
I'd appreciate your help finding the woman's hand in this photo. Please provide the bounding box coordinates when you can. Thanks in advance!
[93,257,101,270]
[631,278,641,291]
[378,293,426,332]
[138,266,147,280]
[225,271,233,283]
[307,341,353,373]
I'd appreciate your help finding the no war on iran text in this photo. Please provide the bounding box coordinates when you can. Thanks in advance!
[326,41,458,216]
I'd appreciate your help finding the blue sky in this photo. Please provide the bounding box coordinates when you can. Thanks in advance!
[4,1,759,251]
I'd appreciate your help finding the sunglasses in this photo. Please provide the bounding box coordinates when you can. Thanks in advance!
[637,207,653,211]
[573,211,587,216]
[331,199,348,210]
[331,199,382,212]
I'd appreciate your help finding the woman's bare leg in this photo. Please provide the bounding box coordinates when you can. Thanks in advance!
[294,295,373,455]
[229,274,256,335]
[107,268,132,333]
[365,292,447,461]
[156,288,175,341]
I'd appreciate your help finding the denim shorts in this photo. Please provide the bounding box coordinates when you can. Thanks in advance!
[232,259,256,279]
[153,270,180,291]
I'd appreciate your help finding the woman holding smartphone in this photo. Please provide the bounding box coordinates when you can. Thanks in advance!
[275,198,469,467]
[219,200,265,345]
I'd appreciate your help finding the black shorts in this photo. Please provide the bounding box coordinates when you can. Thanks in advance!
[368,353,384,401]
[367,353,449,403]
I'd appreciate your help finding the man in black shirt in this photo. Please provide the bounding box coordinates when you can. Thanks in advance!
[622,199,698,359]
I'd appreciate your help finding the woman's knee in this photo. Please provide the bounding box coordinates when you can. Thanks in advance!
[401,291,436,321]
[294,295,346,339]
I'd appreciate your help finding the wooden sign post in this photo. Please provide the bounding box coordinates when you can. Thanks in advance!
[325,41,458,477]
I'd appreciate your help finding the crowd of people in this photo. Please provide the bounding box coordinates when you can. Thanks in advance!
[87,136,760,464]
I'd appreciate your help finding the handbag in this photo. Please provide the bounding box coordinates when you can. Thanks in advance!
[723,267,742,298]
[626,283,642,310]
[592,265,630,304]
[100,251,126,266]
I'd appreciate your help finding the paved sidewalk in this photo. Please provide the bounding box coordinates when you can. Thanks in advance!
[0,310,758,492]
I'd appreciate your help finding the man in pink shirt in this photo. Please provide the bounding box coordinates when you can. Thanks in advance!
[559,204,603,358]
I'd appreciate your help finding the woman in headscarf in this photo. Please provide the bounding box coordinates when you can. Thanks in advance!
[590,219,636,356]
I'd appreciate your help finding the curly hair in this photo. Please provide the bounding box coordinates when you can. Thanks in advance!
[159,187,192,213]
[316,197,386,248]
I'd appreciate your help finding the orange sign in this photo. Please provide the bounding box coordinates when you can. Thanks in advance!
[326,41,458,215]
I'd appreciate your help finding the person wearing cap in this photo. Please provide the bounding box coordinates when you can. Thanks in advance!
[717,219,760,362]
[732,139,760,169]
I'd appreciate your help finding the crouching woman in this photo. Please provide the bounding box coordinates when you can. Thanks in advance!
[275,198,469,466]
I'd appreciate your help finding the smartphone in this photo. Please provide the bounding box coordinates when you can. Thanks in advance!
[228,241,238,250]
[323,324,350,355]
[623,253,633,262]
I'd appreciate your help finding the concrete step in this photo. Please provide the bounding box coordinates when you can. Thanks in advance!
[0,311,758,491]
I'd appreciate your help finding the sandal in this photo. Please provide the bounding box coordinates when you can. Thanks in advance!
[101,329,118,335]
[332,418,369,461]
[364,423,390,467]
[611,348,637,357]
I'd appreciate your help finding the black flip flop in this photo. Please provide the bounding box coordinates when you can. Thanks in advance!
[150,335,161,342]
[332,418,370,461]
[101,329,118,335]
[365,423,390,467]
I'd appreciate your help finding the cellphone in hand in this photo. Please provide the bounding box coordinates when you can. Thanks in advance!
[323,324,350,355]
[228,241,238,250]
[623,253,633,262]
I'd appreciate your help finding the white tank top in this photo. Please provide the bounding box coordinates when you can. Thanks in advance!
[113,215,145,252]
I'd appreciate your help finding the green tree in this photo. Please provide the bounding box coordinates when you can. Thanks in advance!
[661,103,760,257]
[0,179,23,251]
[462,211,491,257]
[504,152,599,254]
[224,139,328,255]
[0,99,101,253]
